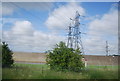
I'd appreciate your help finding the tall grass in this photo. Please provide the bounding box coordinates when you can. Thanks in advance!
[2,63,118,79]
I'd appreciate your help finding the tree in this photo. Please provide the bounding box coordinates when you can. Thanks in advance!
[46,41,84,72]
[2,42,14,67]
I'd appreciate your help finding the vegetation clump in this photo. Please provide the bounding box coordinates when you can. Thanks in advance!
[2,42,14,68]
[46,41,84,72]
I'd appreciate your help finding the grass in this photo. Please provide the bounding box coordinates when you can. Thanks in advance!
[2,63,118,79]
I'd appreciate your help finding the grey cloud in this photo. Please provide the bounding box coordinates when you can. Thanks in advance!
[3,20,66,52]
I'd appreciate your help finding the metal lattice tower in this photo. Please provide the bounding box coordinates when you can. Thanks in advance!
[67,23,73,48]
[106,41,109,56]
[67,11,84,54]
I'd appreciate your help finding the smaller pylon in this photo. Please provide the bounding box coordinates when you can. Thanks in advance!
[106,41,109,56]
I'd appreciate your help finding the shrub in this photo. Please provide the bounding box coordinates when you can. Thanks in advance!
[2,42,14,67]
[46,41,84,72]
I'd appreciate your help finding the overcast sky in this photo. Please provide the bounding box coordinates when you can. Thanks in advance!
[1,2,118,55]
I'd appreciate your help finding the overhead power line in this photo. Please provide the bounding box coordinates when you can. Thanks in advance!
[7,2,42,21]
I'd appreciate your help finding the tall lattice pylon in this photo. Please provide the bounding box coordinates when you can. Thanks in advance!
[67,11,85,54]
[67,23,73,48]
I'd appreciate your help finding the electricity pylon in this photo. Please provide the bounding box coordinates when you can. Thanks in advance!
[106,41,109,56]
[67,23,73,48]
[67,11,85,54]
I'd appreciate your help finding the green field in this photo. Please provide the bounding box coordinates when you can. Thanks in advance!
[2,63,118,79]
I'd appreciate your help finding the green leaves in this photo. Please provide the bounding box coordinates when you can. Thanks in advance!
[2,42,14,68]
[46,41,85,72]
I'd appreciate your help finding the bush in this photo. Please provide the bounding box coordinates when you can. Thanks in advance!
[46,41,84,72]
[2,42,14,67]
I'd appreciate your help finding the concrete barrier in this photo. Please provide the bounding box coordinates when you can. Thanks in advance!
[13,52,118,65]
